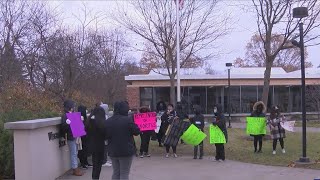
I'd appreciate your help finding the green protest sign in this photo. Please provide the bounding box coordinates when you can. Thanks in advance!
[246,117,266,135]
[181,124,207,146]
[209,125,226,144]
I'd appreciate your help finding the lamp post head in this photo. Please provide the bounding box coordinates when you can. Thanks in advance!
[293,7,308,19]
[226,63,233,67]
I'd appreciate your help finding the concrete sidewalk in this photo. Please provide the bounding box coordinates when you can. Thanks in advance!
[58,156,320,180]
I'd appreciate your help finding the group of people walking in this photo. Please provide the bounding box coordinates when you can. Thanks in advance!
[60,99,287,180]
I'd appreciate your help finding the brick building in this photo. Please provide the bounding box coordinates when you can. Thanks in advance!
[125,67,320,114]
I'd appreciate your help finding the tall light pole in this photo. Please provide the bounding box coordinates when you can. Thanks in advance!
[226,63,233,128]
[292,6,310,163]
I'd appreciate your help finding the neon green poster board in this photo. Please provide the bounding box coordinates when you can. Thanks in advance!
[246,117,266,135]
[209,125,226,144]
[181,124,207,146]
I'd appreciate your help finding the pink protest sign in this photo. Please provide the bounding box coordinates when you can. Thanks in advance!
[134,112,157,131]
[66,112,86,138]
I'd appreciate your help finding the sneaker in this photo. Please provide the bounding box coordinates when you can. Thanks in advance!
[212,157,217,162]
[144,153,151,157]
[165,154,169,158]
[282,149,286,154]
[193,156,197,159]
[272,151,276,155]
[139,152,144,158]
[173,154,178,158]
[102,162,112,167]
[218,159,225,162]
[86,164,93,168]
[80,165,88,170]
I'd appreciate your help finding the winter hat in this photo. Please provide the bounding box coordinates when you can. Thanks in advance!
[63,100,75,112]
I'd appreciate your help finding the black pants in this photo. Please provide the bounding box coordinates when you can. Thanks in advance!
[157,132,163,145]
[102,145,108,164]
[92,151,104,179]
[140,133,151,154]
[253,135,263,152]
[165,145,177,153]
[273,138,284,150]
[194,141,204,158]
[78,137,89,166]
[215,144,225,160]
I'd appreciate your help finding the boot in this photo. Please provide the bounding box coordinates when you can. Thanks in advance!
[72,168,84,176]
[193,146,198,159]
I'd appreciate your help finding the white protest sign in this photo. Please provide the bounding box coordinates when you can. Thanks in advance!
[155,116,161,133]
[280,121,295,132]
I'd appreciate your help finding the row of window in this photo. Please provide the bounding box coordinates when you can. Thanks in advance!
[140,85,319,114]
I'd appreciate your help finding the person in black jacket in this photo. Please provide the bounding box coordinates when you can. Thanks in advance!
[77,105,92,169]
[212,104,228,162]
[105,101,141,180]
[250,101,267,153]
[60,100,84,176]
[160,104,178,158]
[190,105,205,159]
[87,106,107,180]
[138,106,154,158]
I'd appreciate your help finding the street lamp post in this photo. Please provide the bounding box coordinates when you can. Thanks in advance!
[292,7,310,163]
[226,63,233,128]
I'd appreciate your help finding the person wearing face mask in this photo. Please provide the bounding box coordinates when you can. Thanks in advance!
[267,105,286,155]
[211,104,228,162]
[190,105,205,159]
[160,104,179,158]
[250,101,267,153]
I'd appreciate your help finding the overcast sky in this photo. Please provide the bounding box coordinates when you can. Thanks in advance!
[48,0,319,70]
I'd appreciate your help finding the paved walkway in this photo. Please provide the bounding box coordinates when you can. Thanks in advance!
[58,156,320,180]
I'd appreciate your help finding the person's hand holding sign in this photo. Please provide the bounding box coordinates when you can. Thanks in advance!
[66,119,71,125]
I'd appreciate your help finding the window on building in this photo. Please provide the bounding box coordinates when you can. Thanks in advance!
[241,86,257,113]
[273,86,290,112]
[188,86,206,114]
[290,86,301,112]
[140,87,153,109]
[207,86,223,114]
[224,86,240,114]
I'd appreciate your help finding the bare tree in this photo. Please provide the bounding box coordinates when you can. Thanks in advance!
[234,33,313,72]
[115,0,229,104]
[251,0,320,106]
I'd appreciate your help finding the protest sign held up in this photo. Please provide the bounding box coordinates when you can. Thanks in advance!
[280,120,295,132]
[181,124,207,146]
[246,117,266,135]
[209,125,226,144]
[134,112,157,131]
[66,112,86,138]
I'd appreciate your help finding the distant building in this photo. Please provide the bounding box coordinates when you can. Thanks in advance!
[125,67,320,114]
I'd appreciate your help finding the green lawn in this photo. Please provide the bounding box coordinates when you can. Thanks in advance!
[138,128,320,169]
[295,121,320,128]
